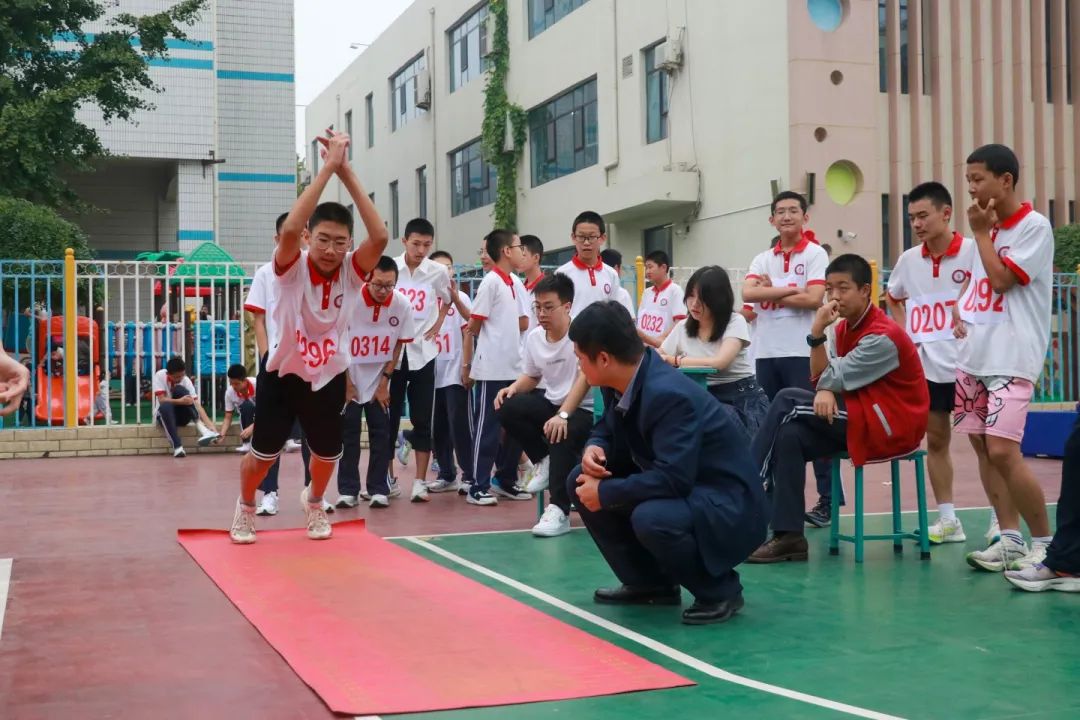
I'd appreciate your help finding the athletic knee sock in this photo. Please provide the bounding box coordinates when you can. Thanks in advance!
[938,503,956,522]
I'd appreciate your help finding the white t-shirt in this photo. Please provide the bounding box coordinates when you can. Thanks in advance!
[395,254,453,371]
[746,238,829,359]
[224,376,257,413]
[345,285,416,404]
[556,257,626,317]
[265,250,369,390]
[637,280,687,339]
[956,203,1053,383]
[152,369,197,418]
[886,233,975,384]
[522,327,593,409]
[244,263,281,352]
[435,290,472,389]
[661,314,754,386]
[470,267,527,382]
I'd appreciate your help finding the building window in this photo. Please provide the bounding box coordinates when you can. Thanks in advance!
[1047,0,1054,102]
[542,246,577,266]
[878,0,887,92]
[310,139,319,174]
[390,181,400,238]
[1068,0,1074,103]
[365,93,374,148]
[1070,199,1076,224]
[921,0,932,95]
[644,42,669,144]
[899,0,909,94]
[528,0,589,39]
[1049,198,1057,228]
[901,193,913,250]
[643,224,674,265]
[391,53,427,131]
[344,110,353,159]
[450,139,496,216]
[528,78,598,187]
[450,4,490,92]
[417,166,428,219]
[881,193,891,267]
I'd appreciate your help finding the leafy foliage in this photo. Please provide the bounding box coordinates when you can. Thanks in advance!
[0,197,95,310]
[1053,223,1080,273]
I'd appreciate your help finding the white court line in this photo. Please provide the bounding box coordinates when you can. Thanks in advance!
[0,558,12,642]
[405,538,906,720]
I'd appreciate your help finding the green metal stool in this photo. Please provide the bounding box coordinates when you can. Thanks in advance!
[828,450,931,562]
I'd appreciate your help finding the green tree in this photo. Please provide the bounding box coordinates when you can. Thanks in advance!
[0,197,94,310]
[0,0,206,209]
[1054,224,1080,273]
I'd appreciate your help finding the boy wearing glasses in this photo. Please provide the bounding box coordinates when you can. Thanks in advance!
[495,273,593,537]
[229,130,388,544]
[557,211,626,317]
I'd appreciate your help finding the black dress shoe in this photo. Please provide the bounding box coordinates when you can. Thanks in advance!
[593,584,682,605]
[681,593,745,625]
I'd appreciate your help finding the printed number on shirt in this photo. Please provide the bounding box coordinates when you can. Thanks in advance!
[296,329,338,369]
[435,332,452,354]
[757,275,800,318]
[906,291,958,343]
[398,287,427,312]
[350,334,392,362]
[959,277,1007,325]
[639,313,666,334]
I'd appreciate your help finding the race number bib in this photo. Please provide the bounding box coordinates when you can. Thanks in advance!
[349,333,393,363]
[397,279,432,322]
[295,324,339,372]
[757,274,800,319]
[958,276,1007,326]
[906,291,959,343]
[638,312,667,336]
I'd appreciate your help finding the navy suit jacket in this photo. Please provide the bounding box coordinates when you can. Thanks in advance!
[590,348,767,574]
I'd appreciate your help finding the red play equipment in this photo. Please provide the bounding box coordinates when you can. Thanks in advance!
[34,316,104,425]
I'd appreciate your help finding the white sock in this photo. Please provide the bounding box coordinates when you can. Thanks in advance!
[1001,529,1024,546]
[938,503,956,522]
[1032,535,1053,546]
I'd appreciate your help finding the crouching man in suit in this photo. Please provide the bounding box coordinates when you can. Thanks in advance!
[567,301,768,625]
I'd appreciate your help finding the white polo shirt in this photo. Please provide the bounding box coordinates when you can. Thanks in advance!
[224,376,257,413]
[661,314,754,386]
[556,256,625,317]
[956,203,1053,383]
[637,280,687,339]
[469,267,527,382]
[394,254,452,372]
[244,263,281,351]
[151,369,197,418]
[345,284,415,404]
[745,237,828,359]
[886,233,975,384]
[435,290,472,389]
[266,250,369,390]
[522,327,593,410]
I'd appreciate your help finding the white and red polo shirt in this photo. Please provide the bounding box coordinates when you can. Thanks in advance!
[556,256,625,317]
[637,279,686,340]
[745,236,829,359]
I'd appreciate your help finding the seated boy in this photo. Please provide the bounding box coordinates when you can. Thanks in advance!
[153,356,220,458]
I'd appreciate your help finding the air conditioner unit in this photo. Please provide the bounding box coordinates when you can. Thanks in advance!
[414,68,432,110]
[657,29,685,73]
[480,14,495,58]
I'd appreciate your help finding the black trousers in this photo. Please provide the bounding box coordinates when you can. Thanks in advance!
[157,385,198,449]
[1046,416,1080,574]
[752,387,848,533]
[389,354,436,454]
[338,400,392,497]
[471,380,520,491]
[236,399,281,493]
[433,384,474,484]
[757,356,833,502]
[497,390,592,514]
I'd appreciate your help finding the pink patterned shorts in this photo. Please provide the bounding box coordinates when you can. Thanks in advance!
[952,370,1034,442]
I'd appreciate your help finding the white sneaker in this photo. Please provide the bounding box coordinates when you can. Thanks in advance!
[1005,563,1080,592]
[518,459,534,486]
[256,491,278,516]
[525,456,551,494]
[491,479,532,501]
[410,479,430,503]
[388,474,402,498]
[396,431,412,466]
[966,536,1028,572]
[234,442,251,454]
[426,478,461,493]
[532,504,570,537]
[284,438,302,453]
[360,490,372,501]
[927,517,966,544]
[300,487,332,540]
[197,423,220,447]
[369,493,390,508]
[985,519,1001,546]
[230,499,256,544]
[466,488,498,506]
[173,446,187,458]
[335,495,359,509]
[1007,542,1048,572]
[430,458,441,475]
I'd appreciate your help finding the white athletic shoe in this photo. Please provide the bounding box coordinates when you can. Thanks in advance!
[491,479,532,501]
[256,491,278,516]
[985,519,1001,546]
[525,456,551,494]
[1004,563,1080,592]
[466,488,498,506]
[335,495,359,509]
[196,422,220,447]
[410,479,430,503]
[966,536,1027,572]
[388,474,402,499]
[425,478,461,494]
[284,438,302,453]
[234,442,251,454]
[396,431,412,466]
[300,487,332,540]
[173,446,187,458]
[532,505,570,538]
[369,494,390,509]
[1007,543,1049,572]
[230,499,256,544]
[926,517,966,544]
[360,489,372,501]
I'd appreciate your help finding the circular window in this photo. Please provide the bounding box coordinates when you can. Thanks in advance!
[824,160,863,206]
[830,70,844,85]
[807,0,846,32]
[814,127,828,142]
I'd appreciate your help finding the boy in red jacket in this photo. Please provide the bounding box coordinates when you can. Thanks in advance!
[749,253,929,563]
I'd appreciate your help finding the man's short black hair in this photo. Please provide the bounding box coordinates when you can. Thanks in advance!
[572,211,606,236]
[308,202,354,236]
[600,249,622,268]
[373,255,399,277]
[275,212,289,234]
[165,356,185,374]
[967,143,1020,186]
[227,363,247,381]
[520,234,544,257]
[771,191,808,215]
[485,229,516,262]
[430,250,453,263]
[533,272,574,305]
[908,181,953,209]
[404,218,435,238]
[826,253,873,287]
[644,250,670,269]
[569,301,643,364]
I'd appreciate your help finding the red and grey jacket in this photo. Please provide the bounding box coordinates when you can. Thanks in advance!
[815,304,928,467]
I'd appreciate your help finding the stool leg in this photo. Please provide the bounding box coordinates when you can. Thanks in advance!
[829,459,841,555]
[891,459,903,554]
[536,492,544,522]
[854,467,864,563]
[915,456,931,560]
